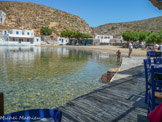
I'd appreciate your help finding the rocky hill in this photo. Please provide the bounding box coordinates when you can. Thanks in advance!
[92,16,162,38]
[0,1,92,36]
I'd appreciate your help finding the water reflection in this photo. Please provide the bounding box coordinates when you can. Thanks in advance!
[0,46,118,114]
[0,46,41,63]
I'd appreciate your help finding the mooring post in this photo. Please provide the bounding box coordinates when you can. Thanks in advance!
[0,93,4,116]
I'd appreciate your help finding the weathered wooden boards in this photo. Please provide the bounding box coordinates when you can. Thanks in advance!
[56,57,148,122]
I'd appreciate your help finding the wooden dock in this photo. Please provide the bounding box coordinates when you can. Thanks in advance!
[57,57,148,122]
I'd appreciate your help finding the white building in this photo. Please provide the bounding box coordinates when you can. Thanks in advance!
[0,29,41,46]
[0,11,6,25]
[55,37,69,45]
[95,35,113,44]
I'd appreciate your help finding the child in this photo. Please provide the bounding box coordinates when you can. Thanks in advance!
[116,50,121,59]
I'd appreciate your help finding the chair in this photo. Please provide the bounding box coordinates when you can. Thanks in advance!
[144,57,151,103]
[1,109,62,122]
[154,57,162,64]
[148,65,162,114]
[147,51,156,57]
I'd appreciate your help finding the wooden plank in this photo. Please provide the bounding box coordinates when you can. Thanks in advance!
[56,57,147,122]
[0,93,4,116]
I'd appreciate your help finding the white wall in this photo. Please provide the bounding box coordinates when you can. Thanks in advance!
[95,35,113,43]
[0,11,6,25]
[9,29,34,38]
[100,39,110,43]
[0,29,41,46]
[34,37,41,45]
[58,37,69,45]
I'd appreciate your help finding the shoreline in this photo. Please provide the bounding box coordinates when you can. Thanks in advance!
[41,45,147,57]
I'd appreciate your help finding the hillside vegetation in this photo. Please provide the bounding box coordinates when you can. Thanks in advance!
[0,1,92,36]
[92,16,162,38]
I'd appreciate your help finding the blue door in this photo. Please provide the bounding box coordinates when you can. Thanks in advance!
[19,39,21,44]
[62,39,64,44]
[4,31,7,35]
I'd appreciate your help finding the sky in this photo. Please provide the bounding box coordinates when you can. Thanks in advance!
[0,0,162,27]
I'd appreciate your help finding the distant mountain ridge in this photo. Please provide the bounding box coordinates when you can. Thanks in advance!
[0,1,161,38]
[0,1,92,36]
[92,16,162,38]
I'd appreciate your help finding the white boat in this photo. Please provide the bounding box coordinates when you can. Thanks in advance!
[0,29,41,46]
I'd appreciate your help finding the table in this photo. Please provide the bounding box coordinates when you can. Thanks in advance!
[152,64,162,80]
[156,52,162,57]
[153,64,162,70]
[147,51,162,57]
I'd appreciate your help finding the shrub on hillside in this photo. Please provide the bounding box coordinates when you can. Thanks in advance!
[40,27,53,35]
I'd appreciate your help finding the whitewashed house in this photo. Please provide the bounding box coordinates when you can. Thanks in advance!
[0,11,6,26]
[0,29,41,46]
[57,37,69,45]
[95,35,113,44]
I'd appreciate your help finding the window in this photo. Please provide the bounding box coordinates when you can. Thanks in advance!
[31,33,33,36]
[31,40,33,44]
[22,39,23,42]
[27,39,29,42]
[4,31,7,35]
[16,31,19,35]
[13,38,15,41]
[22,32,24,35]
[19,39,21,44]
[37,39,39,42]
[10,31,12,34]
[27,32,30,35]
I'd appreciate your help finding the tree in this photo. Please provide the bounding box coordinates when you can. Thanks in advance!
[122,30,138,41]
[122,30,132,41]
[61,30,92,39]
[157,30,162,44]
[40,27,53,35]
[138,32,150,42]
[61,30,73,38]
[131,31,139,42]
[146,32,158,44]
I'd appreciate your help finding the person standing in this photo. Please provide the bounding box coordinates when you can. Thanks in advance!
[128,41,133,57]
[116,50,121,59]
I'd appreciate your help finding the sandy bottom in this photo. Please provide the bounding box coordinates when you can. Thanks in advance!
[43,45,147,57]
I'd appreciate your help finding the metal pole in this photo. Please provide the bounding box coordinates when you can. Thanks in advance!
[0,93,4,116]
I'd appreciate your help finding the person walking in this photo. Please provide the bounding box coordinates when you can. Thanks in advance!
[128,41,133,58]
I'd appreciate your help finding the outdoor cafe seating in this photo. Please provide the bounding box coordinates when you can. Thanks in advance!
[148,65,162,112]
[144,56,162,117]
[147,50,162,58]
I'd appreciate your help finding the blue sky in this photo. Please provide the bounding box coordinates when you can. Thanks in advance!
[1,0,162,27]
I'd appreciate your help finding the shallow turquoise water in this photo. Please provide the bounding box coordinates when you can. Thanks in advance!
[0,46,119,114]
